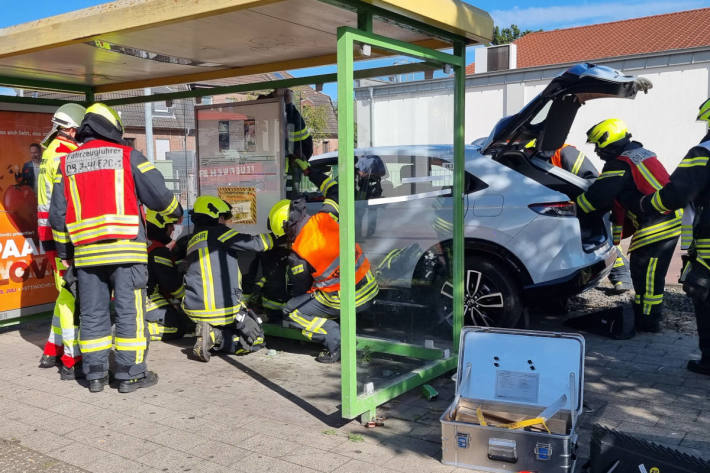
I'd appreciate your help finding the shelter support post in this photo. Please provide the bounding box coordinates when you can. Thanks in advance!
[336,26,466,419]
[453,40,466,352]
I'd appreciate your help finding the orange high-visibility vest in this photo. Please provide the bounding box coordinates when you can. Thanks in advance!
[60,139,140,246]
[291,213,370,292]
[550,144,574,169]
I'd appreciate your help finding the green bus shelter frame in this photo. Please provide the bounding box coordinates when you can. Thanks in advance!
[0,8,470,423]
[334,26,466,421]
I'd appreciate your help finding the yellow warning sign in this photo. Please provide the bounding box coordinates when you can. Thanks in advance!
[217,186,257,225]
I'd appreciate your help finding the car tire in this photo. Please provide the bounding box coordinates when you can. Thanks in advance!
[437,255,523,328]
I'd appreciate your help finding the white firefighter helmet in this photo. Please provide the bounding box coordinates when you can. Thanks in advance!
[52,103,86,129]
[42,103,86,148]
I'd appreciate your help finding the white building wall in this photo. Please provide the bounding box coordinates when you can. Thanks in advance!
[355,49,710,173]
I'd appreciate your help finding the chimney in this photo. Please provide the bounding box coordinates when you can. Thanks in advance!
[473,43,517,74]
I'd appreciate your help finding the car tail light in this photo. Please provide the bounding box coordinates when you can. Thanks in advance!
[528,201,576,217]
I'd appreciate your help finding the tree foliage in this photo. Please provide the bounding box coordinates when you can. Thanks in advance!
[492,24,536,45]
[300,104,331,141]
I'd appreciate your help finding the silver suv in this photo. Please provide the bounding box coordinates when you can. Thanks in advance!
[306,63,650,329]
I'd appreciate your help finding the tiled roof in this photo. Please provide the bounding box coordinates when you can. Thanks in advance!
[465,62,475,75]
[468,7,710,72]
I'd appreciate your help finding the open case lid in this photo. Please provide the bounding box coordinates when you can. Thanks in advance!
[456,327,585,418]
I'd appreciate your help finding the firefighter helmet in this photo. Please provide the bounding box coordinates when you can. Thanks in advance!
[84,103,124,136]
[192,196,226,219]
[268,199,291,237]
[52,103,85,130]
[697,98,710,124]
[586,118,629,149]
[145,208,178,229]
[217,200,233,221]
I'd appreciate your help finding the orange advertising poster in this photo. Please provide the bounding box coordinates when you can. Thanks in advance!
[0,110,56,315]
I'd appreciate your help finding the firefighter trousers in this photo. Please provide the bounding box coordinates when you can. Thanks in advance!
[608,245,632,288]
[42,286,81,368]
[77,264,149,381]
[283,272,379,352]
[629,237,677,329]
[41,258,81,368]
[146,305,191,341]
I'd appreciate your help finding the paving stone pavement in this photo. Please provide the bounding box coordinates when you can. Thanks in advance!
[0,314,708,473]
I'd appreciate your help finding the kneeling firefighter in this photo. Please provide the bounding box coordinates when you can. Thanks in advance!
[640,98,710,375]
[268,159,379,363]
[575,118,680,335]
[182,196,273,362]
[145,209,191,341]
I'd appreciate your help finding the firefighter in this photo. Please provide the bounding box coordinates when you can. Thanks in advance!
[268,160,379,363]
[145,209,191,342]
[575,118,680,334]
[640,98,710,375]
[526,139,632,293]
[37,103,86,379]
[526,139,598,179]
[258,89,313,197]
[182,196,273,362]
[49,103,182,393]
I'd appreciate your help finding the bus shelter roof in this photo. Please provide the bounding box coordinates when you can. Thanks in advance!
[0,0,493,95]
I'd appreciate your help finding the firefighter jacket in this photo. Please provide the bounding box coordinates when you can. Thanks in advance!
[146,241,185,312]
[646,131,710,261]
[37,133,78,248]
[242,240,291,311]
[575,141,681,252]
[288,170,376,301]
[549,144,598,179]
[181,224,274,325]
[285,103,313,160]
[49,138,182,267]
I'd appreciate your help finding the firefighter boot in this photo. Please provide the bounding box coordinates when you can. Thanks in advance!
[193,322,222,362]
[316,345,341,364]
[89,375,109,393]
[610,281,632,295]
[118,371,159,393]
[60,363,85,381]
[39,354,58,368]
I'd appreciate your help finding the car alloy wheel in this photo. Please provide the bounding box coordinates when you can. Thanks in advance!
[437,255,523,328]
[440,269,505,327]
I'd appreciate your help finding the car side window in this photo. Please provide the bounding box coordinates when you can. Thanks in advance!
[368,155,453,199]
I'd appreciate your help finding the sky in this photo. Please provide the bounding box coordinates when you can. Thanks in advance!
[1,0,709,98]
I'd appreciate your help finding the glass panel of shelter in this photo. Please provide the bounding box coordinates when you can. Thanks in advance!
[350,57,455,395]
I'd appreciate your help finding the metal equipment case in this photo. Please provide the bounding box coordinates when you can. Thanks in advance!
[441,327,585,472]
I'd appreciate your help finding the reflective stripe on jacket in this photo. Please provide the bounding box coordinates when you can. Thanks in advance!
[146,241,184,312]
[615,149,680,251]
[37,135,77,242]
[576,144,680,252]
[291,212,371,293]
[60,140,140,245]
[182,225,273,324]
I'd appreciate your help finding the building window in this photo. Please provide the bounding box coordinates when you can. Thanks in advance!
[152,101,174,117]
[323,140,330,153]
[124,137,136,148]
